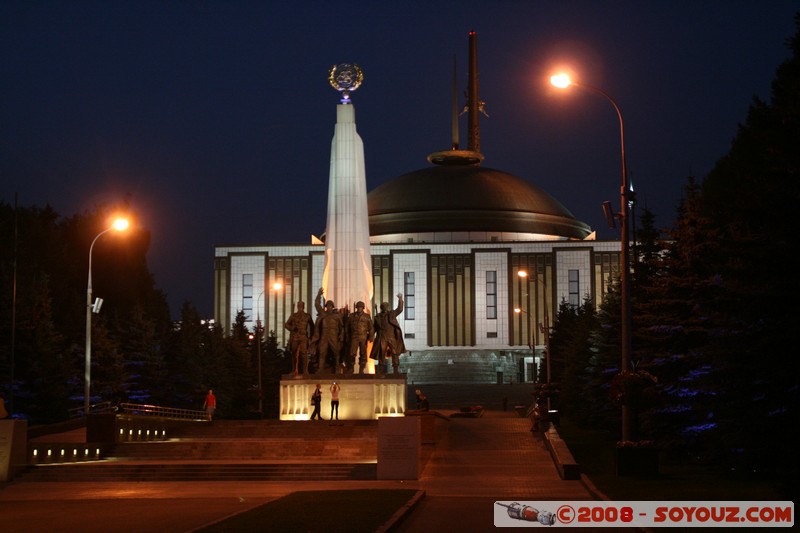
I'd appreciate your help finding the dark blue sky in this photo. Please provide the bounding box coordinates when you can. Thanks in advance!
[1,1,796,318]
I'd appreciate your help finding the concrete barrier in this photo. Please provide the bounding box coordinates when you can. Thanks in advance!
[543,426,580,480]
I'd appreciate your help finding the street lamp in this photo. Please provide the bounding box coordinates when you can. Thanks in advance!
[515,269,551,410]
[254,281,283,417]
[551,72,633,441]
[254,290,265,417]
[85,217,129,415]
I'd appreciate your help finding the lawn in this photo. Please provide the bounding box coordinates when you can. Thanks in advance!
[555,418,786,501]
[196,489,419,533]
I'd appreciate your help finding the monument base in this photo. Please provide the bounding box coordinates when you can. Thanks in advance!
[280,373,407,420]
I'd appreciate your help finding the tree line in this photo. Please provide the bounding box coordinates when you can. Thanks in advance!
[548,15,799,493]
[1,12,797,497]
[0,201,292,422]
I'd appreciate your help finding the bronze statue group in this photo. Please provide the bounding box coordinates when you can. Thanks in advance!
[285,288,406,376]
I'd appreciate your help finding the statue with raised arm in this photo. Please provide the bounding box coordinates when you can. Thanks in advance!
[313,287,345,374]
[285,301,314,375]
[348,301,374,374]
[370,293,406,375]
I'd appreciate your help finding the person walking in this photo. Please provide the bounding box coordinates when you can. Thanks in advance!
[203,389,217,421]
[330,381,341,420]
[310,384,323,420]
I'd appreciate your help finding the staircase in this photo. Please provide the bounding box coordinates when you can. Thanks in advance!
[20,419,378,482]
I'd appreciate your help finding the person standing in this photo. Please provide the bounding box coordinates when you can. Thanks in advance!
[419,393,429,412]
[370,293,406,374]
[285,301,314,375]
[203,389,216,421]
[348,301,374,374]
[310,384,323,420]
[330,381,340,420]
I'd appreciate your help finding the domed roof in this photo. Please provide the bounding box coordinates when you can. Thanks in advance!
[368,164,592,240]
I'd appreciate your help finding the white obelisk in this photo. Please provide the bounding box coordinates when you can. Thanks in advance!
[321,63,374,371]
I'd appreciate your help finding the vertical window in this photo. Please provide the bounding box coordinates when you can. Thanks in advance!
[486,270,497,319]
[568,269,580,307]
[404,272,415,320]
[242,274,253,321]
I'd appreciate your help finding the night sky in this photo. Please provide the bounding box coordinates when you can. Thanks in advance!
[1,1,796,318]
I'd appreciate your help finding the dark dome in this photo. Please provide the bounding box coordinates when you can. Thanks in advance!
[368,165,592,240]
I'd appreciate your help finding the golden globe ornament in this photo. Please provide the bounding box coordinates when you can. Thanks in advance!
[329,63,363,104]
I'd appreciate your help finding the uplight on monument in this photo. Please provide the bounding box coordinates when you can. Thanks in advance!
[322,62,374,373]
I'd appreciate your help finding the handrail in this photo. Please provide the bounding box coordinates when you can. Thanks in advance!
[67,401,114,419]
[118,403,206,420]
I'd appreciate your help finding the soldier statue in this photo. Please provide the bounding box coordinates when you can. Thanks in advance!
[313,288,345,374]
[370,293,406,375]
[348,301,374,374]
[285,301,314,375]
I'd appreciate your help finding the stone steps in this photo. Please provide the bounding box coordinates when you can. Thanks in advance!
[399,350,523,384]
[21,418,379,482]
[114,439,375,460]
[19,462,376,482]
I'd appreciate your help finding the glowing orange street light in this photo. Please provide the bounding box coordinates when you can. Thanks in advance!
[253,280,284,417]
[85,216,130,415]
[551,71,633,441]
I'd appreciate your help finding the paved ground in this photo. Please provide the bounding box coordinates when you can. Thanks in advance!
[1,410,602,532]
[1,386,606,532]
[394,411,597,532]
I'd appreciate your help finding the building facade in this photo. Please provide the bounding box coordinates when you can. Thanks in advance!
[214,238,621,384]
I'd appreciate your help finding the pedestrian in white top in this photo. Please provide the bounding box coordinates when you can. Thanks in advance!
[330,382,341,420]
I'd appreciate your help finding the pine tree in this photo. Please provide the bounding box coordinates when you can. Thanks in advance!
[637,177,721,453]
[699,15,800,483]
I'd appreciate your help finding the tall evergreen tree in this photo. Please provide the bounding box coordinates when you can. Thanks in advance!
[637,177,722,453]
[700,15,799,484]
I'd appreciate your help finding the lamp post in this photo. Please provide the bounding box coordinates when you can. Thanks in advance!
[85,217,129,415]
[551,72,633,441]
[254,290,265,417]
[254,281,283,417]
[515,269,551,410]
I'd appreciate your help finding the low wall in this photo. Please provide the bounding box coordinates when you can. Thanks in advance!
[1,420,27,481]
[543,426,580,480]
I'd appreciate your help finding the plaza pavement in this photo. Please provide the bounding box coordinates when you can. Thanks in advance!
[0,410,609,532]
[1,386,618,532]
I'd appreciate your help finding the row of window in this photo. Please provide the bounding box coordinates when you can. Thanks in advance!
[242,269,579,322]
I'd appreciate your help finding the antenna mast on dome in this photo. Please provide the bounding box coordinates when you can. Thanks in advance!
[467,30,480,154]
[428,31,485,166]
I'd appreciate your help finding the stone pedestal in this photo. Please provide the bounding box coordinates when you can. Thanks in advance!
[377,416,420,480]
[0,420,27,481]
[279,374,406,420]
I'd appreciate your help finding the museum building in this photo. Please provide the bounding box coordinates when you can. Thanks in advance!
[214,39,623,385]
[213,149,622,385]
